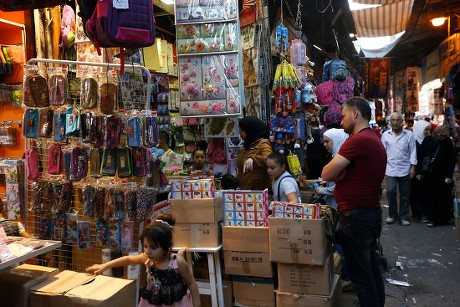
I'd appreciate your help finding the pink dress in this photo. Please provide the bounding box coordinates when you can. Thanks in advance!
[138,254,192,307]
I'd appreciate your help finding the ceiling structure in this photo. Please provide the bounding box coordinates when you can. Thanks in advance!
[283,0,460,78]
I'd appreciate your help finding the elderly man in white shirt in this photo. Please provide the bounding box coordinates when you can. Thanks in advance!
[381,112,417,226]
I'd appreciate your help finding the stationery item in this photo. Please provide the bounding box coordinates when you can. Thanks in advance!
[222,189,269,227]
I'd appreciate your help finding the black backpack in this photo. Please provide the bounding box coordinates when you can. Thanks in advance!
[76,0,98,38]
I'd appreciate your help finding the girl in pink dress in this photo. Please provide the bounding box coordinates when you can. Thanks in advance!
[86,220,200,307]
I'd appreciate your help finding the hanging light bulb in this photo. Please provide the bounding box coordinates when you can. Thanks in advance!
[431,17,447,27]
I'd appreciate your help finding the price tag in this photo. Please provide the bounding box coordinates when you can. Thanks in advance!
[113,0,129,9]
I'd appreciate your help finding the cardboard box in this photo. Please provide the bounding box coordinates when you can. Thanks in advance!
[30,270,135,307]
[173,222,222,248]
[223,226,272,277]
[224,251,272,277]
[233,276,275,307]
[0,264,58,307]
[277,256,334,295]
[269,217,332,265]
[223,226,269,252]
[171,196,222,224]
[201,280,233,307]
[275,275,341,307]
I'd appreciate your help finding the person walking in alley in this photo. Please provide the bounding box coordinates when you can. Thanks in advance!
[381,112,417,226]
[322,97,387,307]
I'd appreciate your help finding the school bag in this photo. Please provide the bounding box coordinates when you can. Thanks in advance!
[86,0,156,73]
[76,0,98,38]
[48,143,62,175]
[25,148,40,180]
[23,108,39,138]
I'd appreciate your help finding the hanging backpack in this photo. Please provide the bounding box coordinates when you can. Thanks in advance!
[25,148,40,180]
[86,0,156,73]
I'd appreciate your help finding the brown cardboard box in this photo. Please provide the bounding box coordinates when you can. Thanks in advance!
[269,217,332,265]
[223,226,269,252]
[30,270,135,307]
[173,222,222,248]
[277,256,334,295]
[224,251,272,277]
[0,264,58,307]
[233,276,275,307]
[275,274,341,307]
[171,197,223,224]
[223,226,272,277]
[201,280,233,307]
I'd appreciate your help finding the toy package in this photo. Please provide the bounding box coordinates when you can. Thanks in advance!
[222,189,269,226]
[170,178,215,199]
[271,201,321,219]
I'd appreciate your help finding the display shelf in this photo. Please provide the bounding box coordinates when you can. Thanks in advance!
[0,238,62,271]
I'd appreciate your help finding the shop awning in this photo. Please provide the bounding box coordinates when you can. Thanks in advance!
[351,0,414,37]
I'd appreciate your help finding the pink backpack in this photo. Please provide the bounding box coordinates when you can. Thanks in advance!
[48,144,62,175]
[25,148,39,180]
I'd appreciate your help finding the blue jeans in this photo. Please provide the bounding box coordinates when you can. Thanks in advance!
[336,208,385,307]
[386,175,411,221]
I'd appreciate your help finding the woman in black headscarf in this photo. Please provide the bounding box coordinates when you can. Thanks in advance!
[237,116,273,189]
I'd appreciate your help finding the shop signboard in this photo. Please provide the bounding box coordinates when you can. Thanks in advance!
[439,33,460,78]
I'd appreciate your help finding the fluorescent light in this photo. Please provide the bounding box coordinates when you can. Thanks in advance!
[431,17,447,27]
[349,33,355,38]
[160,0,174,5]
[313,44,323,51]
[348,0,381,11]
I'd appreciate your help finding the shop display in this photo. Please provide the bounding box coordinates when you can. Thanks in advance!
[176,0,243,117]
[222,189,269,226]
[271,201,321,219]
[170,178,215,199]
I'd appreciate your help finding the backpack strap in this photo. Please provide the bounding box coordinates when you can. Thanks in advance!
[277,175,294,201]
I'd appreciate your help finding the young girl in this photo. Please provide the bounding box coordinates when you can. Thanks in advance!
[267,152,302,203]
[86,220,200,307]
[190,140,213,177]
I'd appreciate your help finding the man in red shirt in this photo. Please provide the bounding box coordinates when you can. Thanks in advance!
[322,97,387,307]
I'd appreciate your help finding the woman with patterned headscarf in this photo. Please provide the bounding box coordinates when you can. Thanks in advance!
[237,117,273,190]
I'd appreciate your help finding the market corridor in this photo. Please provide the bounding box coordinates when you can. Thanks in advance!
[342,188,460,307]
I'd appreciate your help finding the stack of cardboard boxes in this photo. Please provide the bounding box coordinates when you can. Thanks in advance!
[221,189,275,306]
[269,215,342,306]
[0,264,135,307]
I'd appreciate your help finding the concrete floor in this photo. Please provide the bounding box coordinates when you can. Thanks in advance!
[341,192,460,307]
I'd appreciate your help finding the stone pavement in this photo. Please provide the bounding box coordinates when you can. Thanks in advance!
[341,193,460,307]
